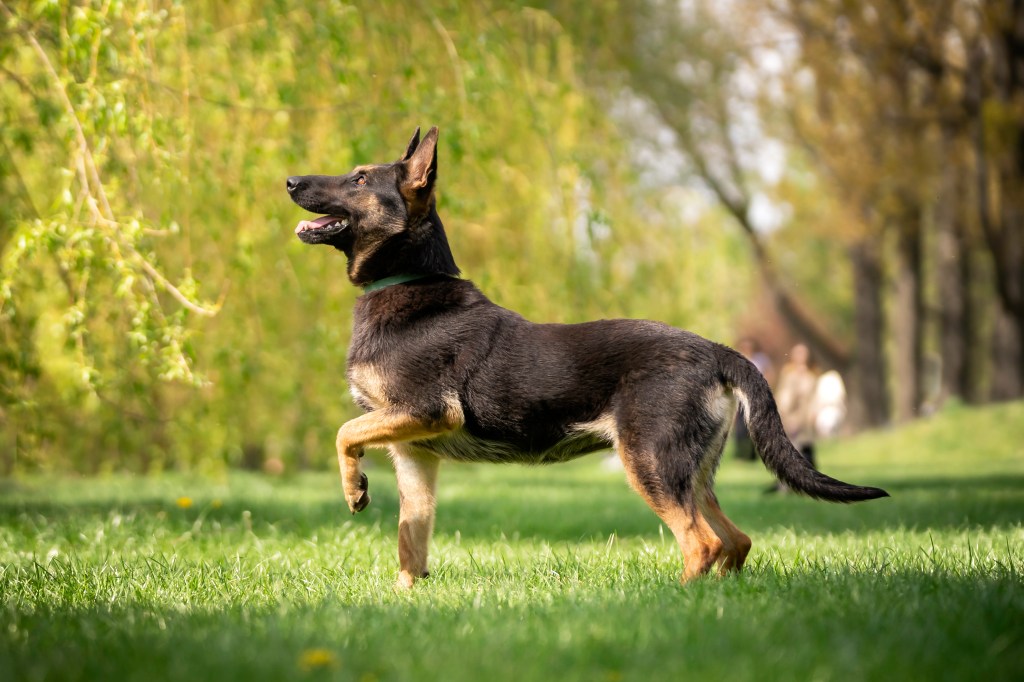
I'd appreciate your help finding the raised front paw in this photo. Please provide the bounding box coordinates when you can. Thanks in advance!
[345,472,371,514]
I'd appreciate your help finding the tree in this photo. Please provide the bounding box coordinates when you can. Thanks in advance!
[0,0,755,472]
[539,0,896,424]
[781,0,1024,403]
[544,0,1024,423]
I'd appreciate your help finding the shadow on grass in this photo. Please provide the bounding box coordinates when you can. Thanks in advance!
[2,470,1022,544]
[431,473,1024,540]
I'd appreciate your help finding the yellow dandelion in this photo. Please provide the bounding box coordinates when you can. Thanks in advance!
[175,496,193,509]
[299,648,338,671]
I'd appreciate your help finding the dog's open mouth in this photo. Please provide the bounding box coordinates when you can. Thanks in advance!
[294,215,352,245]
[295,215,350,236]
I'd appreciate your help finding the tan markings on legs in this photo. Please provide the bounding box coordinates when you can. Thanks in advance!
[336,435,371,514]
[616,444,723,584]
[390,444,440,590]
[700,493,752,576]
[692,387,747,576]
[615,443,661,508]
[336,396,463,514]
[661,504,724,583]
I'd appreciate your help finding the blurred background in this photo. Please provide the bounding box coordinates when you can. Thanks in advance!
[0,0,1021,475]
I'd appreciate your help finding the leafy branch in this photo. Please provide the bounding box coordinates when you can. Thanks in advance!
[0,0,218,389]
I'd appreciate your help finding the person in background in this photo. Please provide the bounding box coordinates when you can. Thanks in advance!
[733,337,774,461]
[767,343,819,493]
[812,368,847,438]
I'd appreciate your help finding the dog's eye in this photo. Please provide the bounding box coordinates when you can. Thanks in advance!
[354,175,367,186]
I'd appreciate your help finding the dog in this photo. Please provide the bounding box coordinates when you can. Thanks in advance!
[286,126,888,589]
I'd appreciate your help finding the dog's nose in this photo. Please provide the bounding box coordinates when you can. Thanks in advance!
[286,176,302,193]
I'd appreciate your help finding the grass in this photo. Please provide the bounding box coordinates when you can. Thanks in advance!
[2,400,1023,681]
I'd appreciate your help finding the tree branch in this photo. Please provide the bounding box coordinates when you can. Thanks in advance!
[0,0,218,318]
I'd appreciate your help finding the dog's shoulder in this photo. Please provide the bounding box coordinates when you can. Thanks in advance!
[346,278,508,412]
[349,278,501,353]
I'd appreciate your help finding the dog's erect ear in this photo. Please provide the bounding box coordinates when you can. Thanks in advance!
[398,127,421,163]
[399,126,438,206]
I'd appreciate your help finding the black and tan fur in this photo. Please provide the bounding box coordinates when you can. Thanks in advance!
[286,126,888,589]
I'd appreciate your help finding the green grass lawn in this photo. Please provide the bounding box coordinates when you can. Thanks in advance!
[2,401,1023,681]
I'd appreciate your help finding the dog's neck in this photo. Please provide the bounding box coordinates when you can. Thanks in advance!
[337,205,461,287]
[362,273,433,293]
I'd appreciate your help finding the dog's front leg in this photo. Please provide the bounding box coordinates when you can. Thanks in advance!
[391,445,440,589]
[335,423,372,514]
[335,406,460,515]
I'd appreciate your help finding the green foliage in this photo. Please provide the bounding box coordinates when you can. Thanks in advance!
[1,0,213,472]
[0,400,1022,680]
[0,1,753,472]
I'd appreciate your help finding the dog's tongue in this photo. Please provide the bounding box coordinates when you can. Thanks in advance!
[295,215,344,234]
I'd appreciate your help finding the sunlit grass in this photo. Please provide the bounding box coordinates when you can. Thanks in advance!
[1,401,1022,681]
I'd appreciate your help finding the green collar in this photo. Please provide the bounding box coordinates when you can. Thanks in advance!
[361,273,431,293]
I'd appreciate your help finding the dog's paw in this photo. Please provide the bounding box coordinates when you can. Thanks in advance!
[345,472,371,514]
[394,570,428,590]
[395,571,416,590]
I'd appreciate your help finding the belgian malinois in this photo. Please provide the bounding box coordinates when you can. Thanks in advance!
[286,127,887,589]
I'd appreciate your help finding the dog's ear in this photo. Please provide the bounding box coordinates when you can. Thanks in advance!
[398,127,421,163]
[399,125,438,209]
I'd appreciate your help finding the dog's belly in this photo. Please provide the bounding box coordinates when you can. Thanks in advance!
[410,427,612,464]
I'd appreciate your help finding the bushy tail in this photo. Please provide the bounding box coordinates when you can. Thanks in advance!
[718,347,888,503]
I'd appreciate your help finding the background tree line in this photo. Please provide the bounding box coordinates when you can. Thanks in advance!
[541,0,1023,425]
[0,0,1020,474]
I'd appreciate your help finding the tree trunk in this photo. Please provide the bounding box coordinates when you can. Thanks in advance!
[848,241,889,427]
[961,239,985,404]
[1003,0,1024,393]
[893,211,925,421]
[970,16,1024,397]
[936,153,972,401]
[989,138,1024,394]
[990,304,1024,400]
[997,176,1024,394]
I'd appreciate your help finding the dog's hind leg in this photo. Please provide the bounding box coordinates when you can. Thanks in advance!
[662,499,724,583]
[390,444,440,590]
[616,442,723,584]
[700,492,752,576]
[693,395,752,576]
[615,385,742,584]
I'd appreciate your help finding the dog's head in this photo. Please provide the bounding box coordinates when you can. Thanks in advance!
[287,126,457,285]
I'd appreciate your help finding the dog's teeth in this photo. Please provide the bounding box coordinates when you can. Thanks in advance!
[332,221,341,228]
[341,219,349,227]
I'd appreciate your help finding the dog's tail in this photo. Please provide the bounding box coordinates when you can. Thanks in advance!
[717,346,888,503]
